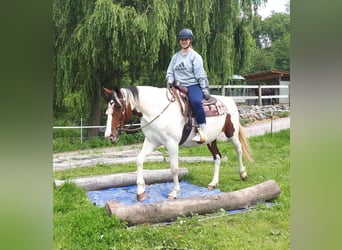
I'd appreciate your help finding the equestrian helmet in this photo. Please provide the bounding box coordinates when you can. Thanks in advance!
[178,28,193,40]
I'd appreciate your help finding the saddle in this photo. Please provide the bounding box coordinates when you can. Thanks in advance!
[172,85,228,145]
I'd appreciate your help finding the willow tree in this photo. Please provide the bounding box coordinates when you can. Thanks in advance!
[143,0,213,85]
[208,0,266,82]
[54,0,170,136]
[53,0,266,135]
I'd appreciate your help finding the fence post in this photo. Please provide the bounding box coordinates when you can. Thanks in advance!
[258,85,262,106]
[221,85,225,96]
[288,85,290,107]
[270,111,273,137]
[80,118,83,143]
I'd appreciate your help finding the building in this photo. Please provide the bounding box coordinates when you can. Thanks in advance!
[243,70,290,105]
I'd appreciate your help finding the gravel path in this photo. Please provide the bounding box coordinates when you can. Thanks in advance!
[53,117,290,172]
[237,116,289,138]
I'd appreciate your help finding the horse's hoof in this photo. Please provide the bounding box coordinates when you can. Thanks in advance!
[240,172,248,180]
[207,184,216,190]
[168,194,177,199]
[137,191,146,202]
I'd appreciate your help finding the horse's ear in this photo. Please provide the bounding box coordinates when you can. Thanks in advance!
[103,87,113,96]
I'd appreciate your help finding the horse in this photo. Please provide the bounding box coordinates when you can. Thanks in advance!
[103,85,252,201]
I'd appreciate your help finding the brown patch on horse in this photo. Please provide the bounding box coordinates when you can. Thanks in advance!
[222,113,235,138]
[125,103,133,121]
[207,140,221,160]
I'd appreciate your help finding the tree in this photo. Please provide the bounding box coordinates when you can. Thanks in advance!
[54,0,170,136]
[248,10,290,73]
[271,33,290,71]
[262,13,290,46]
[249,47,275,72]
[53,0,266,134]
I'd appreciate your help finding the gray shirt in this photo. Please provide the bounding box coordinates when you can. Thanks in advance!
[166,49,208,89]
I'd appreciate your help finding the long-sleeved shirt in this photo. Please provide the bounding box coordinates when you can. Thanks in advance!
[166,49,208,89]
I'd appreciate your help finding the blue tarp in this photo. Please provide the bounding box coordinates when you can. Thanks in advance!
[87,181,222,207]
[87,181,275,221]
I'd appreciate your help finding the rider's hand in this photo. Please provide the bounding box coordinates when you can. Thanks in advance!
[167,80,173,88]
[202,88,210,100]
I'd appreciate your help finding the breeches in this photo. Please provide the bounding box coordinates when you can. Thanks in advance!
[186,84,206,124]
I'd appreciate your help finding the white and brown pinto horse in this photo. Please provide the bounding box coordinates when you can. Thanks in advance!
[103,86,252,201]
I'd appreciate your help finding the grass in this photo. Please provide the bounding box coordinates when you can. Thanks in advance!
[53,129,290,249]
[53,130,145,153]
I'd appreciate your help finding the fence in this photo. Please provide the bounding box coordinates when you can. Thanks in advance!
[53,84,290,142]
[209,84,290,106]
[53,118,137,143]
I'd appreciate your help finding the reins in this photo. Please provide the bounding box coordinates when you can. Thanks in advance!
[117,86,177,132]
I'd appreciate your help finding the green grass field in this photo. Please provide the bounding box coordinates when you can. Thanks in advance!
[53,129,290,249]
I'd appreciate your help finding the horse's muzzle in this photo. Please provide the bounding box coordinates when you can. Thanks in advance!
[108,135,116,143]
[105,132,120,143]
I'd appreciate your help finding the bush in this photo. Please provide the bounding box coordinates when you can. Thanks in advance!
[53,129,80,139]
[276,111,290,118]
[115,131,145,146]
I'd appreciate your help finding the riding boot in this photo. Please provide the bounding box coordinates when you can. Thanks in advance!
[192,123,207,143]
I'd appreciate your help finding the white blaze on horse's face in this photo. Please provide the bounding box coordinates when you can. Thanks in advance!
[104,100,120,142]
[104,101,113,138]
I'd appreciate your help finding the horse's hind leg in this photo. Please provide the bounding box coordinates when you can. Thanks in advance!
[136,139,158,201]
[207,140,222,189]
[223,113,248,180]
[230,132,248,180]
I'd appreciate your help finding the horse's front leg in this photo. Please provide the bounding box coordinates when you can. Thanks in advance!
[166,142,180,199]
[136,139,157,201]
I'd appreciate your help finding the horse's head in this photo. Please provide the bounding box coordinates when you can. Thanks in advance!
[103,87,132,143]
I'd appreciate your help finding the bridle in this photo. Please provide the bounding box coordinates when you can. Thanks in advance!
[107,95,134,134]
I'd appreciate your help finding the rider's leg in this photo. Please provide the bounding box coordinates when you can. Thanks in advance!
[187,85,207,142]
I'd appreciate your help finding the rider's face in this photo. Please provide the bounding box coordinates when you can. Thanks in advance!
[179,38,191,48]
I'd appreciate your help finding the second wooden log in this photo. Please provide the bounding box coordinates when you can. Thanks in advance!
[54,168,189,191]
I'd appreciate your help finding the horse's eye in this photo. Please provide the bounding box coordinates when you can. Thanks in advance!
[114,105,121,111]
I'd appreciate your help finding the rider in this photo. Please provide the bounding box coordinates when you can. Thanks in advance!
[166,28,210,143]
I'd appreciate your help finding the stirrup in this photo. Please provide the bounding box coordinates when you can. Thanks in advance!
[192,128,206,143]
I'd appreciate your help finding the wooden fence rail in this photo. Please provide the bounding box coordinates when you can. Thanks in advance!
[209,84,290,106]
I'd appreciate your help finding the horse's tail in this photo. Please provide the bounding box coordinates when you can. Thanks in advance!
[239,125,253,162]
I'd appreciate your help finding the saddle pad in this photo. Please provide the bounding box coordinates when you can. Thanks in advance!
[203,98,228,117]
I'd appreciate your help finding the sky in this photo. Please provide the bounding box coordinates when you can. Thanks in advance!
[258,0,289,19]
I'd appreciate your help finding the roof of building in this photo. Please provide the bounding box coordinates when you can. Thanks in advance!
[243,70,290,82]
[230,75,245,80]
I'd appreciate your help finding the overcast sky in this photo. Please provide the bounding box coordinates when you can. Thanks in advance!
[258,0,288,19]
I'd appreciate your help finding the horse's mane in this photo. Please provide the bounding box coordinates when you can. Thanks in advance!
[122,86,139,108]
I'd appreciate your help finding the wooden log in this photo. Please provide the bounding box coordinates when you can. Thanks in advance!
[106,180,281,226]
[54,168,189,191]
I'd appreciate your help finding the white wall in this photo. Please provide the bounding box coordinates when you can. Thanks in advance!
[279,80,290,103]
